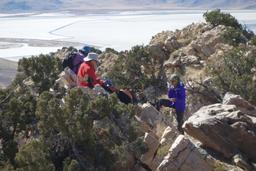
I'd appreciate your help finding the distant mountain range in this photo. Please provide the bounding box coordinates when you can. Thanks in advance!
[0,0,256,12]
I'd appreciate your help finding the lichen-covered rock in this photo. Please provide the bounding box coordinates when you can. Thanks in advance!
[157,135,242,171]
[223,92,256,117]
[152,125,180,170]
[164,36,181,53]
[184,103,256,164]
[140,132,160,170]
[160,126,178,146]
[136,103,163,129]
[191,25,225,57]
[164,54,201,68]
[165,24,226,70]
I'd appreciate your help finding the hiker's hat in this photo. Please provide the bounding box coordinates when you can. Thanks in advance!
[169,74,180,82]
[80,46,91,54]
[84,52,99,62]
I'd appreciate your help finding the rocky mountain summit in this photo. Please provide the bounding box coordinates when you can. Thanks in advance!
[90,11,256,170]
[116,92,256,171]
[0,10,256,171]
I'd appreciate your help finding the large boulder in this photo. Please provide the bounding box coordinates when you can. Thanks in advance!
[177,23,212,41]
[151,125,180,170]
[164,53,201,68]
[135,103,181,170]
[223,92,256,117]
[135,103,162,127]
[157,135,242,171]
[135,103,169,137]
[140,132,160,170]
[164,36,181,53]
[184,103,256,164]
[160,126,178,146]
[164,24,227,74]
[184,77,221,115]
[188,25,226,58]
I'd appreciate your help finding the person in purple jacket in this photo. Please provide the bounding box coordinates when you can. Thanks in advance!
[72,46,91,74]
[156,74,186,134]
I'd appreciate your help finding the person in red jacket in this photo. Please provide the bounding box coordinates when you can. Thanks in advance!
[77,52,104,88]
[77,52,136,104]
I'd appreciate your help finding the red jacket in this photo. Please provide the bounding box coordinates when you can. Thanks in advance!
[77,62,103,87]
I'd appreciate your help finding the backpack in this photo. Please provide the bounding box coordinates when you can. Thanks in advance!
[116,89,137,104]
[62,51,84,73]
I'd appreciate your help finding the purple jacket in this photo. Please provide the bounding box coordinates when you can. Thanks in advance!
[168,82,186,113]
[73,52,85,74]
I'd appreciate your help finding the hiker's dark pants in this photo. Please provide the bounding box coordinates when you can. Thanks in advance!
[156,99,184,133]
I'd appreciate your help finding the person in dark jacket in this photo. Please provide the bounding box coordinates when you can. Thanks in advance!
[156,74,186,134]
[72,46,91,74]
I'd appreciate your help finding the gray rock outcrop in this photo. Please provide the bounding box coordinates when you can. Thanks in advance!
[183,93,256,170]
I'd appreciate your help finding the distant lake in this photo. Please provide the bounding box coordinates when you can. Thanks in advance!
[0,10,256,61]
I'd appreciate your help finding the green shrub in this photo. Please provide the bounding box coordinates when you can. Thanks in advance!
[204,9,254,41]
[251,36,256,46]
[221,27,247,46]
[15,140,54,171]
[213,162,227,171]
[90,47,102,54]
[107,45,167,101]
[108,45,152,90]
[0,88,37,165]
[66,160,80,171]
[1,49,145,171]
[242,26,254,40]
[17,54,62,93]
[203,9,242,30]
[36,88,94,143]
[208,47,256,104]
[128,137,148,158]
[105,48,119,54]
[0,163,14,171]
[36,88,139,170]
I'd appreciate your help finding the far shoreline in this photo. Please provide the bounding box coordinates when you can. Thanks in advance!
[0,8,256,16]
[0,9,255,61]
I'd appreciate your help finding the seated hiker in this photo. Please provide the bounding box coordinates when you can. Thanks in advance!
[62,45,91,74]
[77,52,104,88]
[77,53,137,105]
[156,74,186,134]
[59,46,92,89]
